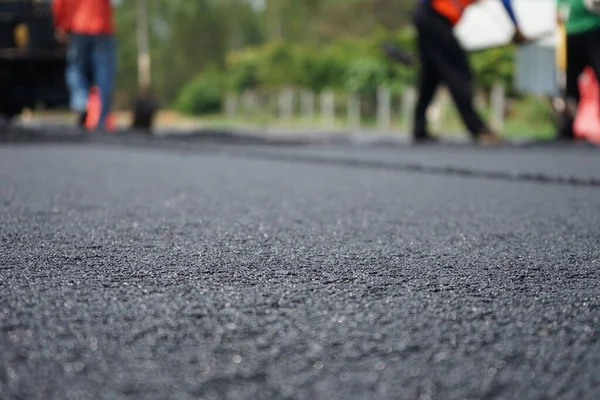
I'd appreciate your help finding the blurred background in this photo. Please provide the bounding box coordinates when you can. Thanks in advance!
[1,0,563,139]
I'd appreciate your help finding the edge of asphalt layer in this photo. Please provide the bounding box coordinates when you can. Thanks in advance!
[0,121,572,147]
[0,124,350,146]
[2,123,600,188]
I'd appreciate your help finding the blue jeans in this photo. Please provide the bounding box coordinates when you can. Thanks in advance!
[66,34,116,129]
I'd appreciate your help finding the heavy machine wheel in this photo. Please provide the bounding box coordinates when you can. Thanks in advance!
[0,0,69,129]
[131,90,158,132]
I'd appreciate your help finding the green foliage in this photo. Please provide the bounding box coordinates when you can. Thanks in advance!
[174,68,224,115]
[509,94,555,123]
[255,41,302,87]
[344,56,388,94]
[113,0,266,108]
[225,47,261,92]
[222,28,516,97]
[470,46,516,92]
[298,44,349,91]
[114,0,536,129]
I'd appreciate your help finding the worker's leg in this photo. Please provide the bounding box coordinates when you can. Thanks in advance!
[413,30,441,139]
[412,2,445,139]
[414,4,487,137]
[435,37,488,137]
[92,34,117,129]
[65,34,92,124]
[558,32,586,139]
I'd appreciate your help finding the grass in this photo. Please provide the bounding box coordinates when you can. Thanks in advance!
[186,111,556,141]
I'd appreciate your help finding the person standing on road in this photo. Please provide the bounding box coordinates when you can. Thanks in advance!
[52,0,116,130]
[412,0,527,145]
[556,0,600,141]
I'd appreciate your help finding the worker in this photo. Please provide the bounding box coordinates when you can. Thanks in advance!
[412,0,527,145]
[556,0,600,141]
[52,0,116,131]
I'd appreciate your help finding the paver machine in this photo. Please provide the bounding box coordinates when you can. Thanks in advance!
[0,0,68,121]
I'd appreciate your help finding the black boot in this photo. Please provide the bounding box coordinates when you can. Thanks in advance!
[413,126,439,144]
[413,134,440,144]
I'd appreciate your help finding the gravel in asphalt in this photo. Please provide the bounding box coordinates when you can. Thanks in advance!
[1,140,599,400]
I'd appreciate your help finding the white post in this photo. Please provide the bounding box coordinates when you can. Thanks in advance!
[301,90,314,122]
[320,91,335,127]
[136,0,151,91]
[401,86,416,131]
[377,86,391,130]
[428,104,441,132]
[490,83,505,132]
[241,90,258,115]
[347,93,361,129]
[278,86,294,121]
[225,93,237,119]
[429,87,447,132]
[439,86,451,125]
[475,89,487,110]
[241,90,250,114]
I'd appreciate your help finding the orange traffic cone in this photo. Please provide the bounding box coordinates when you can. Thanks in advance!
[85,86,102,131]
[574,67,600,145]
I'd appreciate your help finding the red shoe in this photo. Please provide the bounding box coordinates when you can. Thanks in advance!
[85,86,102,131]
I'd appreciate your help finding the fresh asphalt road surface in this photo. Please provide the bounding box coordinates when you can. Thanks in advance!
[1,134,600,400]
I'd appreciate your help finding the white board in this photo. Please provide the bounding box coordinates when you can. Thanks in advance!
[454,0,558,50]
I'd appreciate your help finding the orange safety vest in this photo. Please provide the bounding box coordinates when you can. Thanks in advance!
[431,0,478,25]
[52,0,114,35]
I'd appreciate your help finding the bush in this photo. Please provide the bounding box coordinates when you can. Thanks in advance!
[256,41,302,88]
[344,56,388,94]
[225,45,263,92]
[470,46,515,93]
[175,68,224,115]
[197,28,518,105]
[298,44,350,91]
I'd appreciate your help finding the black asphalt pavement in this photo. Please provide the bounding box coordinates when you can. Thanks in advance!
[1,129,600,400]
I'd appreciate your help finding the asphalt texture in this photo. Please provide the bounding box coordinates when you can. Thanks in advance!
[1,127,600,400]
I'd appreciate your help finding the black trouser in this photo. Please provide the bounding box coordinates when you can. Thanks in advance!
[559,27,600,139]
[412,2,487,138]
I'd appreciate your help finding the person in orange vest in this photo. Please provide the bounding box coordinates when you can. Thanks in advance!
[556,0,600,142]
[52,0,116,131]
[412,0,527,145]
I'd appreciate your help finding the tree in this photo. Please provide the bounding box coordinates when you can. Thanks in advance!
[114,0,266,107]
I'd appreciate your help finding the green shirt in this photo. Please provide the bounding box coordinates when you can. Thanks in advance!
[557,0,600,34]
